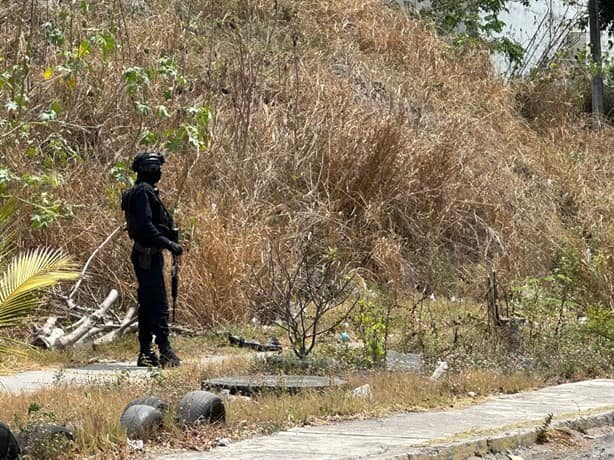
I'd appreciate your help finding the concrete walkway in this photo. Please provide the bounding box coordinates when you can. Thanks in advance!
[0,362,152,394]
[158,379,614,460]
[0,354,232,394]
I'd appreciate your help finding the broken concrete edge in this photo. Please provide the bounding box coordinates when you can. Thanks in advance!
[202,375,348,396]
[395,409,614,460]
[426,405,614,446]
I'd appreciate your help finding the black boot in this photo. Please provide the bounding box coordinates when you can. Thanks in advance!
[159,343,181,368]
[137,348,159,367]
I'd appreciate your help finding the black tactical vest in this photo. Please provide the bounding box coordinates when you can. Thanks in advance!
[121,182,174,242]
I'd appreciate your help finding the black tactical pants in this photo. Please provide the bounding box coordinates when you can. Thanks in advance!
[131,248,170,350]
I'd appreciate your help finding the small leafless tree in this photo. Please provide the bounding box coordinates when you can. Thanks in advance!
[252,233,359,359]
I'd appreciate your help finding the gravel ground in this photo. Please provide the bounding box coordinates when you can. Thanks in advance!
[470,426,614,460]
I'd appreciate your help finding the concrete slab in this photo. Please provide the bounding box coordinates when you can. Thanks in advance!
[157,379,614,460]
[202,375,347,395]
[0,352,251,395]
[0,362,151,394]
[0,354,237,395]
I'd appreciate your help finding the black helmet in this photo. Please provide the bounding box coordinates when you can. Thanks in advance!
[131,152,165,173]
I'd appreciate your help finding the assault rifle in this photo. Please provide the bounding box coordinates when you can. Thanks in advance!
[170,227,180,323]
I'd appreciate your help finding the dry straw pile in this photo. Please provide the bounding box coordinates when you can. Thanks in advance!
[1,0,612,325]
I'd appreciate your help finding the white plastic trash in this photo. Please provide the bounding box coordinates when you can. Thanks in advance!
[430,360,448,380]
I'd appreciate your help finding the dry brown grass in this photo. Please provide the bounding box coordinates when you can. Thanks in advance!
[0,0,611,327]
[0,355,541,459]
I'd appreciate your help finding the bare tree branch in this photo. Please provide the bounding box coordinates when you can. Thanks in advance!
[68,225,122,301]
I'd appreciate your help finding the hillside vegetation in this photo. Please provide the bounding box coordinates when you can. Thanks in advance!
[1,0,612,327]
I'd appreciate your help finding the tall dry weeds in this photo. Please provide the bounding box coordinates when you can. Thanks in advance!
[0,0,612,325]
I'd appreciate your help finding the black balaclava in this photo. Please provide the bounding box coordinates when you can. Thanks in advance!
[137,170,162,185]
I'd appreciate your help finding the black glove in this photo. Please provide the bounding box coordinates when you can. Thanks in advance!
[168,241,184,256]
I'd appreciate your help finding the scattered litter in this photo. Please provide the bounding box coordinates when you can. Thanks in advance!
[507,454,524,460]
[351,384,373,400]
[218,389,252,402]
[227,334,282,352]
[127,439,144,450]
[217,437,231,447]
[430,360,448,380]
[87,357,118,364]
[340,332,350,343]
[468,391,476,397]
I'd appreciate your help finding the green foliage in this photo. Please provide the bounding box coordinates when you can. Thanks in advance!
[426,0,509,35]
[0,168,77,229]
[157,56,187,100]
[513,232,611,316]
[43,22,66,47]
[354,293,387,366]
[325,342,371,369]
[29,193,77,229]
[1,63,29,111]
[123,66,151,97]
[504,233,613,376]
[420,0,529,64]
[91,31,116,61]
[123,55,185,103]
[38,100,62,122]
[253,236,359,359]
[162,105,212,152]
[41,133,81,168]
[28,402,42,414]
[576,0,614,36]
[121,56,212,154]
[109,161,135,187]
[0,200,78,355]
[527,45,614,120]
[603,1,614,35]
[536,412,553,443]
[0,10,211,234]
[0,168,18,194]
[605,55,614,85]
[585,305,614,341]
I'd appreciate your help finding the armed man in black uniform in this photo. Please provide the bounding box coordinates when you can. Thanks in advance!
[121,152,183,368]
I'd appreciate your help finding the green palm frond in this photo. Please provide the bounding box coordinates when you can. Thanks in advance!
[0,248,78,330]
[0,197,18,227]
[0,335,29,355]
[0,198,19,263]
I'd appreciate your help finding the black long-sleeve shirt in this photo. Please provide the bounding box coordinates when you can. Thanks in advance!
[122,181,175,249]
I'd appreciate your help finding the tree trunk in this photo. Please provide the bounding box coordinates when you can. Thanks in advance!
[93,306,137,345]
[589,0,604,127]
[31,317,64,349]
[56,290,119,349]
[32,290,120,350]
